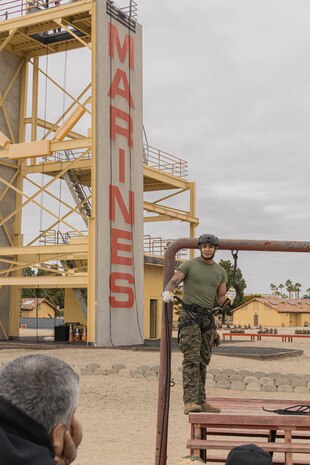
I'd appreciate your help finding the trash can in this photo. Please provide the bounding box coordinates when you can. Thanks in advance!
[54,325,69,342]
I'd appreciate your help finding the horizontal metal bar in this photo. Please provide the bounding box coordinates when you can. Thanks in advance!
[219,239,310,253]
[163,237,310,290]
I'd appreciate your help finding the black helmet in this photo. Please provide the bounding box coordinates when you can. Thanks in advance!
[198,234,219,247]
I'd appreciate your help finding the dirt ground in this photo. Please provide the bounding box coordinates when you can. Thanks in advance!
[1,332,310,465]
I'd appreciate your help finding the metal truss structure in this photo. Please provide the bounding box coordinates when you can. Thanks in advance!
[0,0,198,340]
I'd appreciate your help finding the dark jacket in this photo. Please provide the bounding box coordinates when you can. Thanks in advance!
[0,396,55,465]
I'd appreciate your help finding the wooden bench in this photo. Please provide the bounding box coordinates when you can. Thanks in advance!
[187,396,310,465]
[203,428,310,440]
[222,332,310,342]
[187,456,310,465]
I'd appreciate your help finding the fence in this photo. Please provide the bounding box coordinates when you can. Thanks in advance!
[44,145,188,180]
[144,235,187,259]
[0,0,137,22]
[143,144,188,179]
[39,231,188,258]
[39,229,88,244]
[0,0,76,21]
[20,317,64,329]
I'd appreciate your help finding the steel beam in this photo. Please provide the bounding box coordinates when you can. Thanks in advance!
[0,276,87,288]
[0,137,91,160]
[144,165,189,189]
[144,201,199,224]
[0,243,87,256]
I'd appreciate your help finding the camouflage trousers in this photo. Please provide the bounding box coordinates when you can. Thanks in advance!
[179,310,216,404]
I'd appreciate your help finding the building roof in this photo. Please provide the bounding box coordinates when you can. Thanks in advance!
[234,296,310,314]
[21,298,57,311]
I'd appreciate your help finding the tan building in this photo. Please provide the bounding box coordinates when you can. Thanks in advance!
[63,254,181,340]
[20,298,57,319]
[144,259,164,339]
[233,297,310,328]
[143,252,188,339]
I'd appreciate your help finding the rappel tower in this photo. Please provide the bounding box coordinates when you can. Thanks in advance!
[0,0,198,346]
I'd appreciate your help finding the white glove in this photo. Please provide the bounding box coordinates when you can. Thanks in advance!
[225,287,236,304]
[162,291,174,303]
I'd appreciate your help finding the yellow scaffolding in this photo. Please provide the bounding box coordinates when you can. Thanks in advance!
[0,0,198,341]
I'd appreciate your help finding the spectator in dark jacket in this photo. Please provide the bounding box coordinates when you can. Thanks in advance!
[0,354,82,465]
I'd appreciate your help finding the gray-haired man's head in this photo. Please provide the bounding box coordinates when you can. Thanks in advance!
[0,354,79,433]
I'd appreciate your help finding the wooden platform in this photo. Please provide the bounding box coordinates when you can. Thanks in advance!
[187,397,310,464]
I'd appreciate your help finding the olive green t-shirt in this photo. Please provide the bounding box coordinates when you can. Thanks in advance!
[177,257,227,309]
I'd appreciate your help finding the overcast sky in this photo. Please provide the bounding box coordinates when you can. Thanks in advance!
[138,0,310,295]
[21,1,310,295]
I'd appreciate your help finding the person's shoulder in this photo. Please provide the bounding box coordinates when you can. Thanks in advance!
[216,263,228,279]
[177,257,197,271]
[215,262,226,272]
[187,257,201,266]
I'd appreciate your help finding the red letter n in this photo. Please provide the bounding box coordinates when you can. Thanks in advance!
[109,185,135,225]
[109,22,134,69]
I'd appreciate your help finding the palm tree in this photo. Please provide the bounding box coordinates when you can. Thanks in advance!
[278,283,285,298]
[270,283,277,295]
[294,283,302,299]
[285,279,294,299]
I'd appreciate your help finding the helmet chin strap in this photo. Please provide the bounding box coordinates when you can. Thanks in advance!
[200,246,217,260]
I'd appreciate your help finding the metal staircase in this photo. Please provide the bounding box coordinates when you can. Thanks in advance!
[60,149,90,317]
[63,149,92,225]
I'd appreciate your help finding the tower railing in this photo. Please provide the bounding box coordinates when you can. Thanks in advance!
[39,229,88,244]
[143,235,187,259]
[39,231,188,259]
[143,144,188,179]
[38,144,188,179]
[42,148,91,163]
[0,0,79,21]
[106,0,137,30]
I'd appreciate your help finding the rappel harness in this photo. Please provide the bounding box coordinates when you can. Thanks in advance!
[175,250,240,338]
[262,405,310,416]
[174,295,220,343]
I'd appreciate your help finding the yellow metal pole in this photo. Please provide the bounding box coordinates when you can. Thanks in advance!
[30,57,39,166]
[0,28,17,54]
[87,0,96,345]
[41,84,91,140]
[9,60,28,338]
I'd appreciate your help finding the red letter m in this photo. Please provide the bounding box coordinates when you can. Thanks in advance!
[109,22,134,69]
